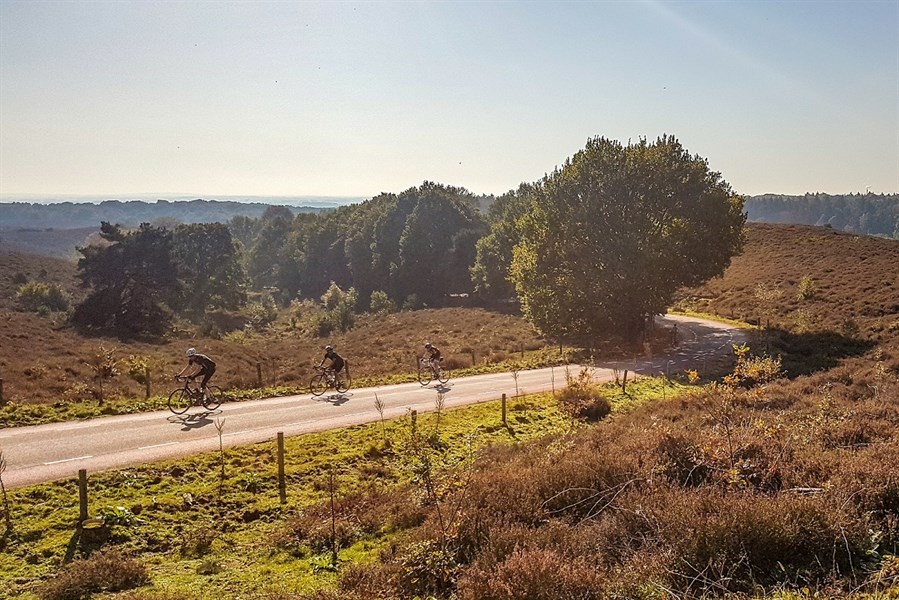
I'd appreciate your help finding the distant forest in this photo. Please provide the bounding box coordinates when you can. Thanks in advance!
[0,198,331,229]
[744,193,899,238]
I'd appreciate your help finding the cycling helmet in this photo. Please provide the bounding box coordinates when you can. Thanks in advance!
[325,345,333,352]
[425,342,432,349]
[186,347,197,357]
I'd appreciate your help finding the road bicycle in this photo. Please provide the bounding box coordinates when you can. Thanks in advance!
[310,365,350,396]
[418,357,449,386]
[168,375,223,415]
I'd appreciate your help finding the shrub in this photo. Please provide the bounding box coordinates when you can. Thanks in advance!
[650,490,872,593]
[796,275,818,300]
[655,433,711,487]
[457,548,605,600]
[369,290,396,314]
[557,368,611,422]
[37,549,149,600]
[247,292,278,331]
[724,344,783,388]
[397,539,462,597]
[402,294,419,311]
[16,281,70,313]
[318,282,357,333]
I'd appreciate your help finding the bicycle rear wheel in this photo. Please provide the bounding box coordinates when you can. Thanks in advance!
[417,360,433,386]
[310,373,327,396]
[336,374,350,393]
[202,386,223,411]
[436,365,449,385]
[167,388,191,415]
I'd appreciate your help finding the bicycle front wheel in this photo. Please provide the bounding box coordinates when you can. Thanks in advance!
[417,361,433,386]
[202,386,223,411]
[310,374,327,396]
[167,388,191,415]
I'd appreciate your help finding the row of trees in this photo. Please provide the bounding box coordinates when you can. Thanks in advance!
[71,136,747,341]
[745,192,899,238]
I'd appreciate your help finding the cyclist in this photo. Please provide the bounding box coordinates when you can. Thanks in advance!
[319,345,346,380]
[177,348,216,399]
[424,342,442,367]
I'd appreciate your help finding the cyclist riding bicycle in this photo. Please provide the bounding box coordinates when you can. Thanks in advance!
[424,342,442,365]
[319,345,346,378]
[177,348,216,399]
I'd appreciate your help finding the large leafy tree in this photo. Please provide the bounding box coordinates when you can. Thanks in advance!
[471,183,534,299]
[393,182,487,306]
[509,135,745,340]
[172,223,247,314]
[72,222,181,336]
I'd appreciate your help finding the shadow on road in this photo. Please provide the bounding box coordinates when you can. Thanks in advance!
[167,410,221,430]
[423,382,453,393]
[314,392,352,406]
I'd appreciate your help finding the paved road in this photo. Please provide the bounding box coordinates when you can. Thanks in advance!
[0,315,744,489]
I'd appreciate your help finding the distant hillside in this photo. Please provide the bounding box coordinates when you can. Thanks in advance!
[0,197,341,229]
[745,192,899,238]
[0,227,95,259]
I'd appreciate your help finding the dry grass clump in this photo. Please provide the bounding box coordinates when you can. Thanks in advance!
[36,549,149,600]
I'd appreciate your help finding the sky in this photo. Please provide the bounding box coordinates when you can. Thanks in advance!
[1,1,897,200]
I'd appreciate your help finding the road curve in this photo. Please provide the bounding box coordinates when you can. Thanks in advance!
[0,315,745,489]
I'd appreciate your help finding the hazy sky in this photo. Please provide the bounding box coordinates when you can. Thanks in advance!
[1,1,897,199]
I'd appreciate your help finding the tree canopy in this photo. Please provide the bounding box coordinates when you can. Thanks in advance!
[506,135,746,340]
[72,222,181,336]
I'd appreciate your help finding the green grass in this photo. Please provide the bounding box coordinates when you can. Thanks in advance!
[0,376,688,600]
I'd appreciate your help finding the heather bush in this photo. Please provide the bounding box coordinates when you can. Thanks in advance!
[654,433,711,487]
[647,489,872,593]
[37,549,149,600]
[457,547,605,600]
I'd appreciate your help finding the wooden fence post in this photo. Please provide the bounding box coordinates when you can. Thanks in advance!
[501,393,507,425]
[144,367,151,400]
[411,410,417,433]
[256,362,263,388]
[78,469,88,523]
[277,432,286,504]
[0,378,4,406]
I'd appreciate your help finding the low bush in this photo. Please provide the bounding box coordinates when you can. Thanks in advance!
[16,281,70,313]
[557,368,611,422]
[37,549,149,600]
[457,547,605,600]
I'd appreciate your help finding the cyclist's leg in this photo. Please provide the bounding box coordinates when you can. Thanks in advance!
[200,369,214,397]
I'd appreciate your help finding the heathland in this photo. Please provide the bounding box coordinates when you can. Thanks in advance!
[0,221,897,599]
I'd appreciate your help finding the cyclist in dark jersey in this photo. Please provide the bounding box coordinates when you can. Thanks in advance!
[319,345,346,375]
[424,342,442,363]
[177,348,216,397]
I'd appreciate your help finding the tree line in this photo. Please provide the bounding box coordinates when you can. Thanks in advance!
[69,136,747,341]
[745,193,899,238]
